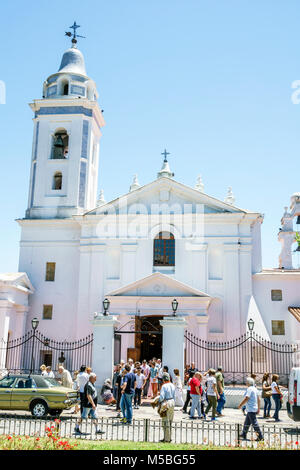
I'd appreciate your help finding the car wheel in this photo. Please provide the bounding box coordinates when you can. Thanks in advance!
[31,400,48,417]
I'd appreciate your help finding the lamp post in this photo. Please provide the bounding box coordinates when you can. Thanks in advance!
[247,318,255,376]
[103,298,110,316]
[30,317,39,374]
[172,298,178,317]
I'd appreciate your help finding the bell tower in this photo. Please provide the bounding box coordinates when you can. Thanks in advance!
[26,23,105,219]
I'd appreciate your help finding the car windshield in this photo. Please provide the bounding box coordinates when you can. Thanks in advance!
[42,377,62,388]
[0,376,16,388]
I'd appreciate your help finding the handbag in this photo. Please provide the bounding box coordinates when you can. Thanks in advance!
[262,382,272,399]
[262,390,272,399]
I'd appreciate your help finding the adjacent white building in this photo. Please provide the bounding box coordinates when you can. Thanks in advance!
[1,38,300,367]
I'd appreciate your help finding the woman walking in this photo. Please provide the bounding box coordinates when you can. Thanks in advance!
[204,369,220,421]
[173,369,184,407]
[271,374,283,422]
[262,372,272,418]
[149,361,159,398]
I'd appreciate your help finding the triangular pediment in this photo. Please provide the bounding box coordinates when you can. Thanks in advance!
[85,177,253,217]
[105,272,211,298]
[0,273,34,293]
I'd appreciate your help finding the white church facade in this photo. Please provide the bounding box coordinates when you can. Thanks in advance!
[1,35,300,371]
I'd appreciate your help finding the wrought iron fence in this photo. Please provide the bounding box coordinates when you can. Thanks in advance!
[1,328,298,384]
[185,332,299,385]
[0,331,93,375]
[0,415,299,449]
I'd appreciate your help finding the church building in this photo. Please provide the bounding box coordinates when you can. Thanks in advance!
[1,29,300,369]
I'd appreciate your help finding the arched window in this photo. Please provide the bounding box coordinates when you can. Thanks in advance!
[52,172,62,190]
[153,232,175,266]
[51,130,69,159]
[58,77,69,95]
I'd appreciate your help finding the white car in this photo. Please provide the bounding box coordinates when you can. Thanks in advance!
[287,367,300,422]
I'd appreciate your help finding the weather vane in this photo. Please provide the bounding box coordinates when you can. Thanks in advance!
[161,149,170,162]
[65,21,86,46]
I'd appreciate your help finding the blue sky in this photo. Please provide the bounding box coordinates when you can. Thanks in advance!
[1,0,300,271]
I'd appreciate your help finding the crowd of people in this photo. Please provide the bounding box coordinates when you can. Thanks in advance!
[38,359,286,442]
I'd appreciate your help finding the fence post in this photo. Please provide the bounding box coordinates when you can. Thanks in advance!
[144,418,149,442]
[236,423,240,447]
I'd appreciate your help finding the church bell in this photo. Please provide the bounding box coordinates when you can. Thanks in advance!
[53,135,64,159]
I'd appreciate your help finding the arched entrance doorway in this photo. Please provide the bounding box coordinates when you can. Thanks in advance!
[114,316,163,363]
[137,316,163,361]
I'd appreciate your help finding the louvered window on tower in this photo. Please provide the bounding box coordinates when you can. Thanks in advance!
[45,262,56,282]
[43,305,53,320]
[53,172,62,190]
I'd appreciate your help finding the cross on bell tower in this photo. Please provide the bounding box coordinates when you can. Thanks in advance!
[65,21,86,47]
[161,149,170,163]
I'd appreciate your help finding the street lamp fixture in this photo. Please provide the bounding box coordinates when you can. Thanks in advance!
[247,318,255,332]
[247,318,255,376]
[30,317,39,374]
[172,298,178,316]
[103,298,110,316]
[31,318,39,331]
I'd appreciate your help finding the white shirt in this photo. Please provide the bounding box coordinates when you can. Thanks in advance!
[135,373,145,389]
[271,381,279,394]
[206,376,217,396]
[157,365,163,378]
[77,371,89,393]
[46,371,55,378]
[245,386,259,413]
[159,382,175,402]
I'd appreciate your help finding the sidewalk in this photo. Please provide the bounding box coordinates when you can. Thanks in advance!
[84,402,294,428]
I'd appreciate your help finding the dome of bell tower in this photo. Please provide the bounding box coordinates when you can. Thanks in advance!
[58,46,87,76]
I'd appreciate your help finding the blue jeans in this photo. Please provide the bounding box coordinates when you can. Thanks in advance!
[242,412,263,439]
[121,392,134,423]
[216,392,226,414]
[272,394,282,420]
[263,397,271,417]
[190,394,201,417]
[81,407,97,419]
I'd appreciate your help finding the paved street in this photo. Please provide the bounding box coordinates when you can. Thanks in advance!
[0,402,299,449]
[0,400,294,426]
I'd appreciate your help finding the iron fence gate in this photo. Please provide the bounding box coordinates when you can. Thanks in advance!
[0,330,93,375]
[185,331,299,385]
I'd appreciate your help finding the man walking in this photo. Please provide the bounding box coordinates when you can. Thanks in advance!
[134,367,146,409]
[216,366,226,417]
[113,364,122,415]
[74,373,105,435]
[204,369,219,421]
[141,360,150,398]
[159,372,175,443]
[76,365,89,414]
[238,377,263,441]
[189,372,203,419]
[120,363,136,425]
